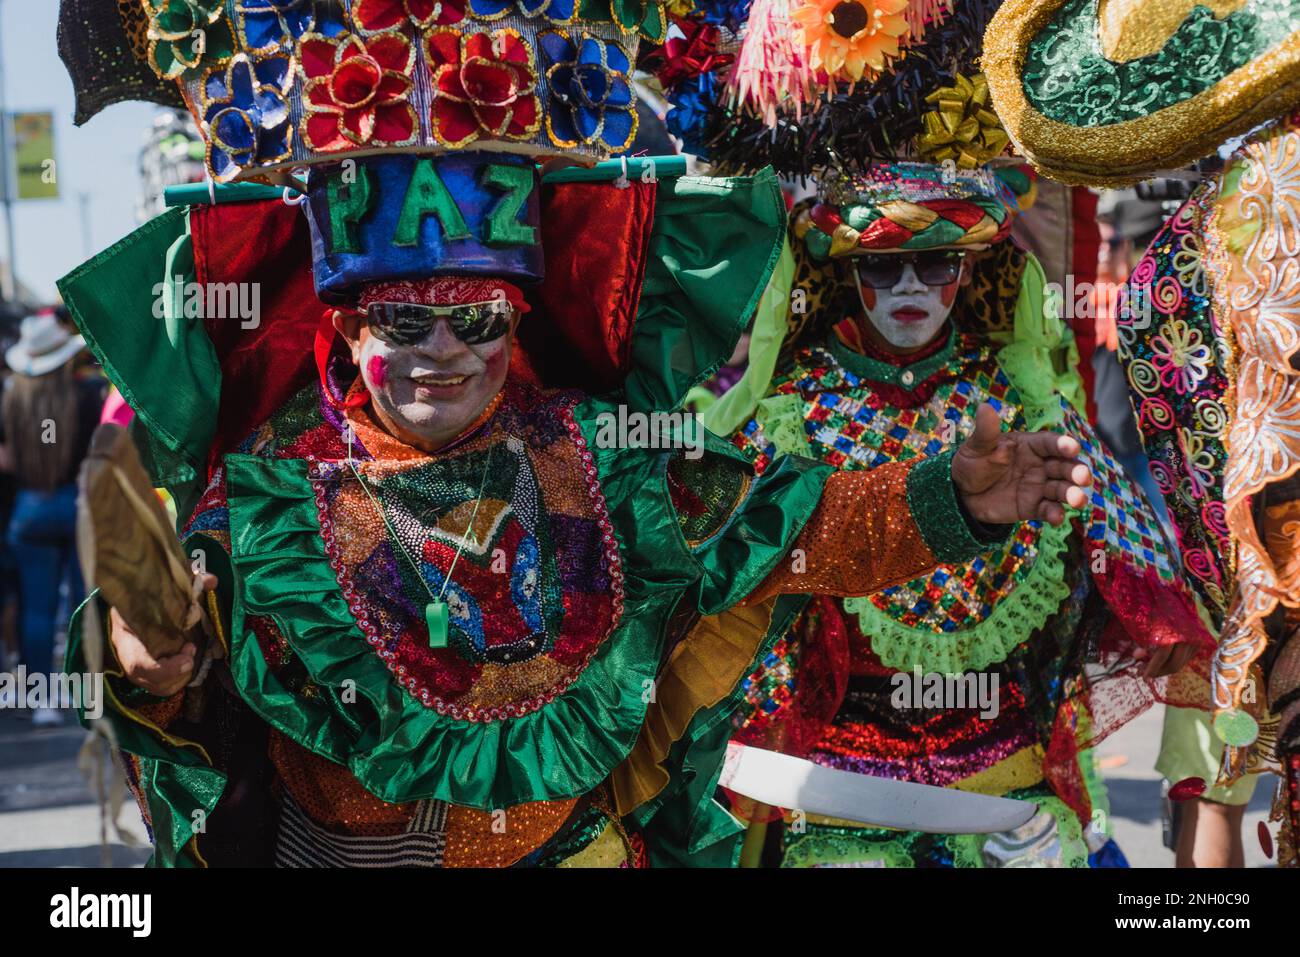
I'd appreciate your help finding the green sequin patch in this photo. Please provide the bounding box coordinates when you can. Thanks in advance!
[1024,0,1300,128]
[667,449,754,549]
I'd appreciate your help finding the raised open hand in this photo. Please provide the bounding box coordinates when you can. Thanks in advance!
[952,403,1092,527]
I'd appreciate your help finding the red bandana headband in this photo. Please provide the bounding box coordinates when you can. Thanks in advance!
[357,278,532,313]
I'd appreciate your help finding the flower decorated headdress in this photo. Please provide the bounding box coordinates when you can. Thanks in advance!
[639,0,1007,175]
[59,0,677,298]
[63,0,665,182]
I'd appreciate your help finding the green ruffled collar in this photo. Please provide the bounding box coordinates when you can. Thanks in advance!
[827,325,959,389]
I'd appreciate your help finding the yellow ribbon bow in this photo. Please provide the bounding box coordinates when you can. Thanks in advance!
[916,73,1010,169]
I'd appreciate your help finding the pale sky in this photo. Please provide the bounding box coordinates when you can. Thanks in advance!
[4,1,156,301]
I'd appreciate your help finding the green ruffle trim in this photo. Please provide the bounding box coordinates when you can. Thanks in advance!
[781,826,985,868]
[225,419,828,818]
[1030,793,1091,868]
[949,833,987,867]
[781,831,917,868]
[224,453,662,809]
[1079,748,1113,838]
[843,518,1073,674]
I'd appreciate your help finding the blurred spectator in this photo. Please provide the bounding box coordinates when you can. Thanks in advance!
[626,100,677,157]
[0,312,106,726]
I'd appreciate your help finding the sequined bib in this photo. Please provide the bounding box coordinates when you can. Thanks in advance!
[309,389,623,721]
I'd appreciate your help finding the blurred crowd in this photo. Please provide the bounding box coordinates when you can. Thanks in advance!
[0,306,111,726]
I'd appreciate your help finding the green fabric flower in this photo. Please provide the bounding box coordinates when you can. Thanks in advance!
[145,0,237,80]
[577,0,668,41]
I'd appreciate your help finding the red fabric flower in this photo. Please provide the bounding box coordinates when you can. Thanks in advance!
[641,17,732,91]
[300,31,417,152]
[425,29,542,147]
[352,0,464,31]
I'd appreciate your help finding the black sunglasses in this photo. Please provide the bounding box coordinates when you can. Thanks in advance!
[853,251,966,289]
[364,300,516,346]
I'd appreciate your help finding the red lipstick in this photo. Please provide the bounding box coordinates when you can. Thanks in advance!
[891,307,929,322]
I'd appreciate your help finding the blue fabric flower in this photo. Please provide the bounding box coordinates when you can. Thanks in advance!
[235,0,346,53]
[666,72,715,158]
[468,0,577,21]
[538,31,637,153]
[694,0,752,30]
[202,54,293,181]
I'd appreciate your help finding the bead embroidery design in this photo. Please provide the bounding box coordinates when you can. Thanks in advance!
[1116,184,1231,617]
[311,388,624,721]
[735,338,1048,635]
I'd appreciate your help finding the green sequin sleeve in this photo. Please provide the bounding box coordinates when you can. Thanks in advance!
[905,449,1012,564]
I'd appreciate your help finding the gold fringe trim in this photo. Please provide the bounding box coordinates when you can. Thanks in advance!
[610,598,778,816]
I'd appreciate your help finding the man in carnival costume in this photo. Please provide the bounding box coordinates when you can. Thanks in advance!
[52,0,1089,868]
[640,0,1213,866]
[983,0,1300,867]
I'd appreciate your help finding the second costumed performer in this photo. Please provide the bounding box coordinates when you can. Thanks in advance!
[642,0,1216,867]
[56,0,1087,867]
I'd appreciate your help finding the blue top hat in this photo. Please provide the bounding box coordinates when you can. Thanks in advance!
[302,151,544,302]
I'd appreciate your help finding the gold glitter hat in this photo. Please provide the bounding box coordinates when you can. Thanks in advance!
[983,0,1300,186]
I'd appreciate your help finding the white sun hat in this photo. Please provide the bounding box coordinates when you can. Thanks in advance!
[5,313,85,377]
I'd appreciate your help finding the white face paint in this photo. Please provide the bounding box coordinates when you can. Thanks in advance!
[350,316,512,450]
[853,260,961,353]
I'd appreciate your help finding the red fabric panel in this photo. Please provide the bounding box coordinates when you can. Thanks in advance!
[1070,187,1101,423]
[858,217,913,248]
[518,180,655,394]
[928,199,986,230]
[809,202,844,235]
[191,200,324,478]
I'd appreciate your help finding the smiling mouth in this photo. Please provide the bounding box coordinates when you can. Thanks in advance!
[412,373,471,386]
